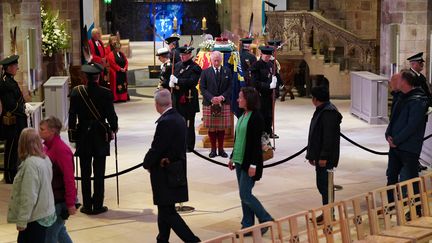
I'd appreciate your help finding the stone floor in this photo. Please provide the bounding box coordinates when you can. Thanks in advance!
[0,86,421,243]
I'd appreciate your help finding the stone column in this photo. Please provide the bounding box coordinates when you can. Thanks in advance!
[380,0,431,76]
[328,46,335,65]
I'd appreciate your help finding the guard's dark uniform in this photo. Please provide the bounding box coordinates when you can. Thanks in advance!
[69,63,118,214]
[165,35,181,66]
[170,49,181,66]
[172,49,202,151]
[159,61,172,89]
[240,50,257,86]
[0,55,27,184]
[250,57,274,136]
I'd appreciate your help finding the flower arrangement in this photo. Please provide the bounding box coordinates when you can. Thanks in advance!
[41,5,70,57]
[199,39,237,52]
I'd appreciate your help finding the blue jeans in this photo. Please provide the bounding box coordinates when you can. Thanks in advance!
[235,165,273,228]
[45,203,73,243]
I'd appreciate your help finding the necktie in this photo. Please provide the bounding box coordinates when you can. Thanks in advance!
[216,68,220,82]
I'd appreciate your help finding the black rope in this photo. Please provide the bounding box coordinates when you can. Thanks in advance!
[191,146,308,168]
[340,133,388,155]
[74,162,144,180]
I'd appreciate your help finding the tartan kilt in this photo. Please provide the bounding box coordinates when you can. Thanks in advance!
[203,104,231,130]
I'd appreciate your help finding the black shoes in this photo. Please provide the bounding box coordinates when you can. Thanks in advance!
[80,207,93,215]
[209,151,217,158]
[418,164,428,172]
[218,150,228,158]
[93,206,109,215]
[208,150,228,158]
[80,206,108,215]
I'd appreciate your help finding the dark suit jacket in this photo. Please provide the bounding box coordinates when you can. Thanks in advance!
[143,108,189,205]
[231,111,265,181]
[200,66,232,106]
[68,82,118,157]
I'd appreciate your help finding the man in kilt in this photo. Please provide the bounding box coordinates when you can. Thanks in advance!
[200,51,232,158]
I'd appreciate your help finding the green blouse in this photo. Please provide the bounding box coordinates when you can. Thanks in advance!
[232,111,252,165]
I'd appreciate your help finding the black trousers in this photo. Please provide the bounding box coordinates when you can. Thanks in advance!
[79,155,106,210]
[156,205,200,243]
[4,119,26,184]
[18,221,47,243]
[260,96,273,135]
[386,148,420,213]
[316,165,334,205]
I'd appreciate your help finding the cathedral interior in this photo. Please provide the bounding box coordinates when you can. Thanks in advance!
[1,0,432,242]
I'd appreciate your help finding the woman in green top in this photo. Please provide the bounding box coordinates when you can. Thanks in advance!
[228,87,273,233]
[7,128,56,243]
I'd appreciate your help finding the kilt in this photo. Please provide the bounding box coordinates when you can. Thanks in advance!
[203,104,231,130]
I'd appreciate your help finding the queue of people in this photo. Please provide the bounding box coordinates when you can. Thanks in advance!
[2,31,432,242]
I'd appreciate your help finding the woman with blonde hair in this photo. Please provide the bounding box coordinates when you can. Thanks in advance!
[7,128,56,243]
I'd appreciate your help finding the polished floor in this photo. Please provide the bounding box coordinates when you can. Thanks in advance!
[0,87,425,243]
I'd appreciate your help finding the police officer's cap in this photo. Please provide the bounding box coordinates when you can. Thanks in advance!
[259,46,275,55]
[407,52,425,62]
[267,39,282,47]
[156,47,170,56]
[178,45,194,54]
[81,63,104,74]
[165,33,180,45]
[240,37,254,44]
[0,55,19,66]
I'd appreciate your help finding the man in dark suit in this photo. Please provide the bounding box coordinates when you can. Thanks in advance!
[143,89,200,243]
[239,37,257,87]
[68,63,118,215]
[200,51,232,158]
[170,45,202,151]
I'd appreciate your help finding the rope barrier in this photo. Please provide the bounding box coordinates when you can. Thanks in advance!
[1,133,432,179]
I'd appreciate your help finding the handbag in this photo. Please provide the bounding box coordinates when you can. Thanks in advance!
[77,85,114,142]
[210,104,222,116]
[261,132,274,161]
[68,129,79,143]
[2,112,16,126]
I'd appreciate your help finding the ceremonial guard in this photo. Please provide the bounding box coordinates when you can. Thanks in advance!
[165,34,181,65]
[239,37,257,86]
[250,46,278,139]
[408,52,432,102]
[68,63,118,215]
[407,52,431,172]
[0,55,28,184]
[170,46,202,151]
[156,47,172,89]
[268,40,284,100]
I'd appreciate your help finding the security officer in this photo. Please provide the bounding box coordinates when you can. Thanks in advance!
[268,39,284,101]
[165,33,181,65]
[156,47,172,89]
[239,37,257,86]
[169,45,202,151]
[68,63,118,215]
[250,46,278,139]
[0,55,27,184]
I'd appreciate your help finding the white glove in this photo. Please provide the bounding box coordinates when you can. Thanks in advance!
[270,76,277,89]
[169,80,175,88]
[170,75,178,84]
[25,103,33,116]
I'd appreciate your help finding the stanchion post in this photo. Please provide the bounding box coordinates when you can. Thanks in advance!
[327,169,335,204]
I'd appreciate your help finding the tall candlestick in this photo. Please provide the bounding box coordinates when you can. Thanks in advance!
[202,17,207,30]
[173,17,178,31]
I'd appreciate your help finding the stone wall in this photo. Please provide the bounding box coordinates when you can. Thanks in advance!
[44,0,81,65]
[287,0,310,10]
[1,0,42,100]
[380,0,431,77]
[229,0,263,38]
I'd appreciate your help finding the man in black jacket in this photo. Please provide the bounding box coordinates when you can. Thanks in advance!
[306,86,342,222]
[144,89,200,243]
[69,63,118,215]
[239,37,257,86]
